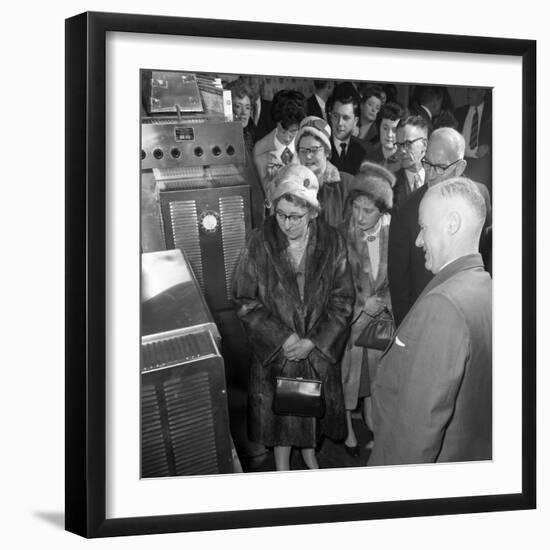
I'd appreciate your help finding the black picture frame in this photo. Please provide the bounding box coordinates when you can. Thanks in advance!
[65,11,537,538]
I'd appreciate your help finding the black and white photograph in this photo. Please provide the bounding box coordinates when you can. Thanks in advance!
[140,70,494,477]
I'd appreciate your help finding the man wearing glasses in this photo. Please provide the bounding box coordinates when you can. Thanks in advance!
[388,127,491,327]
[392,115,429,212]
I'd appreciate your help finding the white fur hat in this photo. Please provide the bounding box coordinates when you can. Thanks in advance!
[269,164,320,209]
[295,116,332,153]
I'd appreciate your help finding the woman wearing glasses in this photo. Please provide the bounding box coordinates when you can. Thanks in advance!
[233,164,354,471]
[294,116,355,228]
[338,163,395,456]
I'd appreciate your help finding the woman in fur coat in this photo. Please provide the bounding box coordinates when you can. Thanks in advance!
[233,164,354,470]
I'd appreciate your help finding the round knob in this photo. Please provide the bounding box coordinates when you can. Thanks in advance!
[226,145,235,156]
[153,148,164,160]
[141,150,146,160]
[194,147,204,157]
[170,147,181,159]
[212,145,222,157]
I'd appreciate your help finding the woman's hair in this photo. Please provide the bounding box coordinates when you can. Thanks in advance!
[296,130,331,158]
[226,79,252,102]
[361,84,384,105]
[348,188,389,214]
[270,90,307,129]
[376,101,405,131]
[273,192,321,216]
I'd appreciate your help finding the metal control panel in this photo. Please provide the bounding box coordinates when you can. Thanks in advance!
[141,121,246,170]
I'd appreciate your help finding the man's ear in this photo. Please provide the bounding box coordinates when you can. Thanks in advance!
[454,158,467,177]
[448,211,461,235]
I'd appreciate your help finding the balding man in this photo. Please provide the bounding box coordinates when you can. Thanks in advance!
[368,178,492,465]
[388,127,492,326]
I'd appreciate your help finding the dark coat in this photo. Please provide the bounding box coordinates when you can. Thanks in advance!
[253,98,275,143]
[455,101,493,194]
[233,216,355,446]
[317,161,354,228]
[330,136,367,175]
[306,94,325,119]
[388,181,492,327]
[369,254,492,465]
[392,168,419,213]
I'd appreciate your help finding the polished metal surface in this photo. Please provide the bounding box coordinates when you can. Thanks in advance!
[141,120,246,170]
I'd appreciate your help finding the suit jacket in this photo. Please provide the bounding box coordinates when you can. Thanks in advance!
[392,168,420,212]
[368,253,492,465]
[388,181,492,327]
[330,136,367,175]
[455,101,493,193]
[254,98,275,143]
[306,94,325,119]
[410,105,433,130]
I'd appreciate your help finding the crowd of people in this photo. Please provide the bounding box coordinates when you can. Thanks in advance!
[230,76,493,471]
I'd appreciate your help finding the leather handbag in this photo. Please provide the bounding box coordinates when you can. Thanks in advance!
[355,307,395,351]
[272,360,325,418]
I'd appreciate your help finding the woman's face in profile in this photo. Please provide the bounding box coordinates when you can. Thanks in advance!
[233,95,251,128]
[352,195,382,232]
[274,197,312,241]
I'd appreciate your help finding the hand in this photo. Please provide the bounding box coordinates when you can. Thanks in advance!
[477,144,490,158]
[363,296,385,317]
[282,333,300,351]
[284,338,315,361]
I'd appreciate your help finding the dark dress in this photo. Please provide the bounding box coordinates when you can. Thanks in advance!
[233,215,355,447]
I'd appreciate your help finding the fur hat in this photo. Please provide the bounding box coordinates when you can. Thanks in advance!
[295,116,332,153]
[269,164,320,209]
[347,161,395,211]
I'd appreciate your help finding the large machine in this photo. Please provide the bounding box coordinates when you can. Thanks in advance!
[141,249,241,477]
[140,71,265,476]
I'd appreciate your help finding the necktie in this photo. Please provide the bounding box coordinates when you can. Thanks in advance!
[340,142,347,159]
[413,173,422,191]
[469,107,479,150]
[281,147,293,165]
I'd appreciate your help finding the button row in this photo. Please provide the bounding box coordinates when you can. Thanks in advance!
[141,145,236,161]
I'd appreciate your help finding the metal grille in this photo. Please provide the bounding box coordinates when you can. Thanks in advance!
[141,385,171,478]
[141,331,216,373]
[219,196,246,299]
[169,200,204,291]
[163,372,218,475]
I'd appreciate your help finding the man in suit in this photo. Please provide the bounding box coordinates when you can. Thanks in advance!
[368,177,492,465]
[242,75,275,143]
[455,88,492,195]
[410,85,444,128]
[392,115,429,211]
[326,88,367,175]
[306,80,334,121]
[388,127,491,327]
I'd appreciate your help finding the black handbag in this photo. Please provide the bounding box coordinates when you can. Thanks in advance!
[272,360,325,418]
[355,307,395,350]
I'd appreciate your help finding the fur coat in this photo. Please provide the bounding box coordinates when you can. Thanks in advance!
[233,215,355,447]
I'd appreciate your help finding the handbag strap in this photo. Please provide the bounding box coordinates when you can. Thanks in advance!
[278,357,320,379]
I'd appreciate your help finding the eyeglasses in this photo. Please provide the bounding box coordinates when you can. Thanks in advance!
[298,146,324,156]
[421,157,462,175]
[275,210,308,224]
[395,137,425,150]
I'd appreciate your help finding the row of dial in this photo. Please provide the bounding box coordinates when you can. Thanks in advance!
[141,145,236,161]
